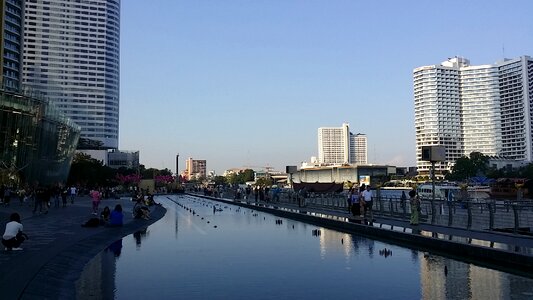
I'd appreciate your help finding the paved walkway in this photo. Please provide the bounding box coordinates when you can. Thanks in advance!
[0,195,166,299]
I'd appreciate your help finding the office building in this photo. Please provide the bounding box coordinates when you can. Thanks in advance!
[0,0,80,185]
[318,123,367,165]
[414,56,533,175]
[352,133,368,165]
[22,0,121,149]
[0,0,24,91]
[0,89,80,184]
[184,157,206,180]
[318,123,350,165]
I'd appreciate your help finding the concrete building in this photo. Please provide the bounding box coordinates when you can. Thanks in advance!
[294,164,395,185]
[414,56,533,175]
[22,0,121,149]
[184,157,206,180]
[352,133,368,164]
[318,123,367,165]
[107,149,139,169]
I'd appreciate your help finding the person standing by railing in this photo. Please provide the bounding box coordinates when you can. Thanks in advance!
[362,185,374,222]
[409,190,421,225]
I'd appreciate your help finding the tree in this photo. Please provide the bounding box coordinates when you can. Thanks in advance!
[213,176,226,186]
[76,138,105,150]
[469,152,489,176]
[240,169,255,182]
[68,153,115,187]
[447,152,489,181]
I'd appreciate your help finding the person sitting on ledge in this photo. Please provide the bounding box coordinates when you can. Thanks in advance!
[108,204,124,227]
[2,213,29,250]
[100,206,111,225]
[133,199,150,220]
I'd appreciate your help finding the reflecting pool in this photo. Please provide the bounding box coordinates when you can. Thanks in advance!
[77,195,533,299]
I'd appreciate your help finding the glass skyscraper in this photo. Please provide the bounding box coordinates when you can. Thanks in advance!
[414,56,533,175]
[22,0,120,149]
[0,0,24,90]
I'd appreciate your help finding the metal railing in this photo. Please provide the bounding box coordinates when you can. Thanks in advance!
[216,189,533,234]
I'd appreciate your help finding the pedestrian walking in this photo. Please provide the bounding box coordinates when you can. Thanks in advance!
[90,188,101,215]
[69,186,77,204]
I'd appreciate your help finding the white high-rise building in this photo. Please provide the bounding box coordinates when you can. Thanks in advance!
[414,56,533,175]
[353,133,368,165]
[318,123,367,165]
[22,0,121,149]
[318,123,350,165]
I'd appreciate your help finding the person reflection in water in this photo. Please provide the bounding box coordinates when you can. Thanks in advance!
[134,228,148,248]
[107,239,122,257]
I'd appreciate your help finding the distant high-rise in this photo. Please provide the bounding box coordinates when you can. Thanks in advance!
[22,0,121,148]
[0,0,24,90]
[353,133,368,165]
[414,56,533,175]
[318,123,367,165]
[185,157,207,180]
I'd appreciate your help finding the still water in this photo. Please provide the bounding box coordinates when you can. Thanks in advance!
[77,195,533,299]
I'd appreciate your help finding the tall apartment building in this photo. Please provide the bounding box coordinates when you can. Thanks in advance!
[318,123,350,165]
[22,0,120,149]
[414,56,533,175]
[352,133,368,165]
[318,123,367,165]
[184,157,207,180]
[0,0,23,90]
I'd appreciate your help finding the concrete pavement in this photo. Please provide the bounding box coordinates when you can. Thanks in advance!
[0,195,166,299]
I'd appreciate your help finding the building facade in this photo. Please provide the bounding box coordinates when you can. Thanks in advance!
[184,157,206,180]
[318,123,367,165]
[414,56,533,175]
[1,0,79,185]
[318,123,350,165]
[107,149,139,169]
[352,133,368,165]
[22,0,120,149]
[0,88,80,185]
[0,0,24,91]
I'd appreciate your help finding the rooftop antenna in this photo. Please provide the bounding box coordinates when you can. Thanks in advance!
[502,44,505,60]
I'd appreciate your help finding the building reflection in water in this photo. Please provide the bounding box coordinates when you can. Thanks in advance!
[420,251,533,299]
[76,198,533,299]
[75,239,122,299]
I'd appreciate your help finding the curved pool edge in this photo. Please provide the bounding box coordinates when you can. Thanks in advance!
[20,204,167,299]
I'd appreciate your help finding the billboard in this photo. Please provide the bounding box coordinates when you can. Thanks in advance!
[359,175,370,186]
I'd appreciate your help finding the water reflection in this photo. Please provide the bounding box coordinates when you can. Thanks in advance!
[76,238,122,299]
[77,196,533,299]
[133,228,148,249]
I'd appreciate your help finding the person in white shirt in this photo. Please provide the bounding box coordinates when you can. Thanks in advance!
[362,185,374,222]
[2,213,28,250]
[69,186,77,204]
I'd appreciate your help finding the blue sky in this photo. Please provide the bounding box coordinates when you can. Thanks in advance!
[119,0,533,174]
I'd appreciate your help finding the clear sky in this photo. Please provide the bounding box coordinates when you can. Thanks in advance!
[119,0,533,175]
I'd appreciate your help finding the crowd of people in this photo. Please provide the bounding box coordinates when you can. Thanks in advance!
[1,185,160,251]
[347,184,375,222]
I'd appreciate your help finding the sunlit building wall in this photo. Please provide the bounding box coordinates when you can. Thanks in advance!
[22,0,120,149]
[414,56,533,175]
[353,133,368,164]
[318,123,350,165]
